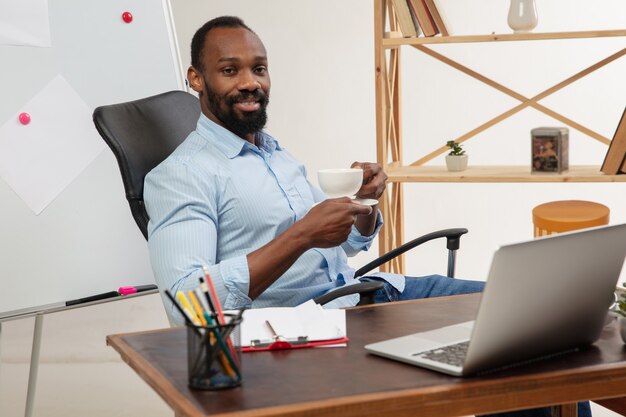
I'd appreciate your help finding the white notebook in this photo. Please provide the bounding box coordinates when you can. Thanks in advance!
[231,300,346,347]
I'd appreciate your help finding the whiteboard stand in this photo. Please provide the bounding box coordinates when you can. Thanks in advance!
[25,314,43,417]
[0,289,160,417]
[0,321,2,413]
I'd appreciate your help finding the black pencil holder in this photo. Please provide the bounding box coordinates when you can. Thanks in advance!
[187,313,243,390]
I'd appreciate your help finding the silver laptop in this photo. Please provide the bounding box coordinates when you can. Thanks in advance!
[365,223,626,376]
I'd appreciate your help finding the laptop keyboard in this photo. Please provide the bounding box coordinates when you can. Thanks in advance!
[414,341,469,368]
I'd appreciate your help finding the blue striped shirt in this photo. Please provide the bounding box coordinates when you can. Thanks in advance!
[144,114,404,323]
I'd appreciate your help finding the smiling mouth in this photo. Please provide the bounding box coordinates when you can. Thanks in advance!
[234,100,261,112]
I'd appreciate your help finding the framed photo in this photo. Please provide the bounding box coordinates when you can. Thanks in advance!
[531,127,569,174]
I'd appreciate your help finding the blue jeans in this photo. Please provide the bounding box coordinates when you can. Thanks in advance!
[361,274,591,417]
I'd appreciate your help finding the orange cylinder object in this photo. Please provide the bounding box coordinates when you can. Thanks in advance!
[532,200,610,237]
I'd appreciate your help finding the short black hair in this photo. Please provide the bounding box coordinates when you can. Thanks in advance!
[190,16,254,71]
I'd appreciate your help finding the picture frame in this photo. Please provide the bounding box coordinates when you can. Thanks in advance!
[531,127,569,174]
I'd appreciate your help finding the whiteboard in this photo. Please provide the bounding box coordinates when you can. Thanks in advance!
[0,0,184,318]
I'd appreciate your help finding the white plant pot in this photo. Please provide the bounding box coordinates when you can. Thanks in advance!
[508,0,538,33]
[445,155,468,172]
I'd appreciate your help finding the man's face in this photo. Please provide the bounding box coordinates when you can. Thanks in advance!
[188,27,270,140]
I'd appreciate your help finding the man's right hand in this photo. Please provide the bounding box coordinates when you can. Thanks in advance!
[247,198,371,299]
[296,198,372,248]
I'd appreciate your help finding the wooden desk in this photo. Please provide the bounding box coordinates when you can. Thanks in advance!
[106,295,626,417]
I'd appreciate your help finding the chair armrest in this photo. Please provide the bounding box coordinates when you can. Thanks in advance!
[313,281,384,306]
[354,228,468,278]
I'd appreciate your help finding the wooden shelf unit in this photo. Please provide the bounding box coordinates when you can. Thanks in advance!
[387,165,626,183]
[373,0,626,273]
[382,29,626,46]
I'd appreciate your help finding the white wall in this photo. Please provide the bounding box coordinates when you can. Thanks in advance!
[171,0,626,281]
[398,0,626,280]
[1,1,625,416]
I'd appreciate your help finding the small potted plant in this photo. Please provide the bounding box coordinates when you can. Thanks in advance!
[615,292,626,343]
[445,140,468,172]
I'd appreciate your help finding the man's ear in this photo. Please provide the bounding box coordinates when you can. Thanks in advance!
[187,66,204,94]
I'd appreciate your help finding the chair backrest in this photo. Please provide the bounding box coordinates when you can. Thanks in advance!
[93,90,201,240]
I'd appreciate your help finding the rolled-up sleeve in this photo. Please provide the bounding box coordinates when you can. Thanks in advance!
[145,160,252,324]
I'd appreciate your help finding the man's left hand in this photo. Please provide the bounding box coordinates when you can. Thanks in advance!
[351,162,387,200]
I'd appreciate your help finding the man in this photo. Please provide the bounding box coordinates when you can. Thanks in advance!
[144,15,482,319]
[144,17,589,417]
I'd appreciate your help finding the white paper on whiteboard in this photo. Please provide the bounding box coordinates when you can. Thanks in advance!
[0,0,51,47]
[0,75,104,214]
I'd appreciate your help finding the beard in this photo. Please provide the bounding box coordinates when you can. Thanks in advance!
[205,86,269,138]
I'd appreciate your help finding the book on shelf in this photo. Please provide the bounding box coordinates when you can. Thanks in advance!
[423,0,449,36]
[407,0,439,37]
[390,0,418,37]
[618,108,626,174]
[407,2,422,37]
[600,107,626,175]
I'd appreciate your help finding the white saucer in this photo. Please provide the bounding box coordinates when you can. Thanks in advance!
[310,198,378,208]
[353,198,379,206]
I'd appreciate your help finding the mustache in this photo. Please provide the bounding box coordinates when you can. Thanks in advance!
[225,90,268,107]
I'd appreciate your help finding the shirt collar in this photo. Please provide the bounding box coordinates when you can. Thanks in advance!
[196,113,282,159]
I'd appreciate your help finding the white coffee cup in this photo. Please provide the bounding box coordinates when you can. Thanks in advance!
[317,168,363,198]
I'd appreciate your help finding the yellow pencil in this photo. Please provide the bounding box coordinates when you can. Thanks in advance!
[187,290,208,326]
[176,291,201,325]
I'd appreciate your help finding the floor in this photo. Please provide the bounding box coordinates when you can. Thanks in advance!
[0,362,171,417]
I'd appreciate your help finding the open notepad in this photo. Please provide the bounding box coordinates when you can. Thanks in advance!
[232,300,347,351]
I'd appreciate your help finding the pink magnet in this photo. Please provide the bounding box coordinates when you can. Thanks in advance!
[122,11,133,23]
[18,112,31,125]
[118,286,138,295]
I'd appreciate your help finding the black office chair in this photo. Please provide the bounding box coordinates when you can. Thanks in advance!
[93,90,468,305]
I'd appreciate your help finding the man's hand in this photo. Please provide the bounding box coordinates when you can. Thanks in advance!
[247,196,373,300]
[297,198,372,248]
[351,162,387,200]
